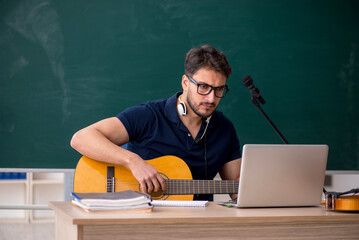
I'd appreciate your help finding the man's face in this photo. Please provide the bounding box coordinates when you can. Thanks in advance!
[184,68,227,119]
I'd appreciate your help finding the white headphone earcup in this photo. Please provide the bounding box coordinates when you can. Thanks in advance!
[177,102,187,116]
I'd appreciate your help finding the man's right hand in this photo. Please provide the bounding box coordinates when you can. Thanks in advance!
[128,156,166,194]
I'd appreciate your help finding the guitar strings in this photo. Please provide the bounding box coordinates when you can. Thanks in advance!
[113,179,239,186]
[111,179,239,194]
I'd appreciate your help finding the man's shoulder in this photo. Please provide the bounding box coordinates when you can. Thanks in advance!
[142,93,179,122]
[117,93,177,121]
[141,97,168,108]
[136,97,170,117]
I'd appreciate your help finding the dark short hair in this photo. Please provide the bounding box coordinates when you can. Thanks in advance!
[184,45,232,79]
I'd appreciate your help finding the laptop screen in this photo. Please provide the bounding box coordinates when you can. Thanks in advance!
[237,144,328,208]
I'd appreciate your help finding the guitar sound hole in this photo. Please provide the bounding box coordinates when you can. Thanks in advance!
[146,173,169,200]
[151,190,166,199]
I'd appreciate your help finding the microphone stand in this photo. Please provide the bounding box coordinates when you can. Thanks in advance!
[249,92,327,194]
[250,95,289,144]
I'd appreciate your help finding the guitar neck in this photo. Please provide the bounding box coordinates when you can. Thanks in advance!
[164,179,239,195]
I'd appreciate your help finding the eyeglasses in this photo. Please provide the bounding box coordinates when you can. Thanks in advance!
[186,75,229,98]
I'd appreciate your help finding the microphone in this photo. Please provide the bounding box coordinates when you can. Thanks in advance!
[242,75,265,105]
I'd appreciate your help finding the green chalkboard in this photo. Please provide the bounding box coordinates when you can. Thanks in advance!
[1,0,358,170]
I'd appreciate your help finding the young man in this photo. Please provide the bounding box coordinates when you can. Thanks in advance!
[71,45,241,201]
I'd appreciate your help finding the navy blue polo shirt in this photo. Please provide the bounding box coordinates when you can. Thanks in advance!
[117,92,241,199]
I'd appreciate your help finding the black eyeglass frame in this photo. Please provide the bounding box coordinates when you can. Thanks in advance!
[186,75,230,98]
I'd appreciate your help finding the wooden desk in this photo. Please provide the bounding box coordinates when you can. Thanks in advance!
[49,202,359,240]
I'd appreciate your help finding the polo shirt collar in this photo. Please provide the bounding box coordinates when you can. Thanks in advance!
[164,92,182,125]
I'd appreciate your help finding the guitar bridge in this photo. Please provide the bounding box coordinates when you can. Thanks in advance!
[106,166,115,193]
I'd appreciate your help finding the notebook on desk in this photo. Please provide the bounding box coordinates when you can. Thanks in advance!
[236,144,328,208]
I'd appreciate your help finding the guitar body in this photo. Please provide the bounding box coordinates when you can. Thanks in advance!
[74,155,194,200]
[325,195,359,211]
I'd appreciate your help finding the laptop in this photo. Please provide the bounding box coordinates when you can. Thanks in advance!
[236,144,328,208]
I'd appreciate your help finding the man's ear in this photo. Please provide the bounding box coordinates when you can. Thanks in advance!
[181,75,189,92]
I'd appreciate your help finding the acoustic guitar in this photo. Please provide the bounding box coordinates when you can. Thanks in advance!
[74,155,239,200]
[324,188,359,211]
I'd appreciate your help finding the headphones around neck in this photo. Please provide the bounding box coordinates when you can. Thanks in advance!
[177,95,187,116]
[177,95,212,144]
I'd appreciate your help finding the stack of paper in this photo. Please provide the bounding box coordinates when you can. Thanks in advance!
[71,190,153,213]
[152,200,208,207]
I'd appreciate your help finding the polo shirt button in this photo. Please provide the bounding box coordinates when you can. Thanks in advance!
[188,133,191,137]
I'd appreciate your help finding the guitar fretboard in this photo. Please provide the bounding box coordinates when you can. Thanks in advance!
[164,179,239,195]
